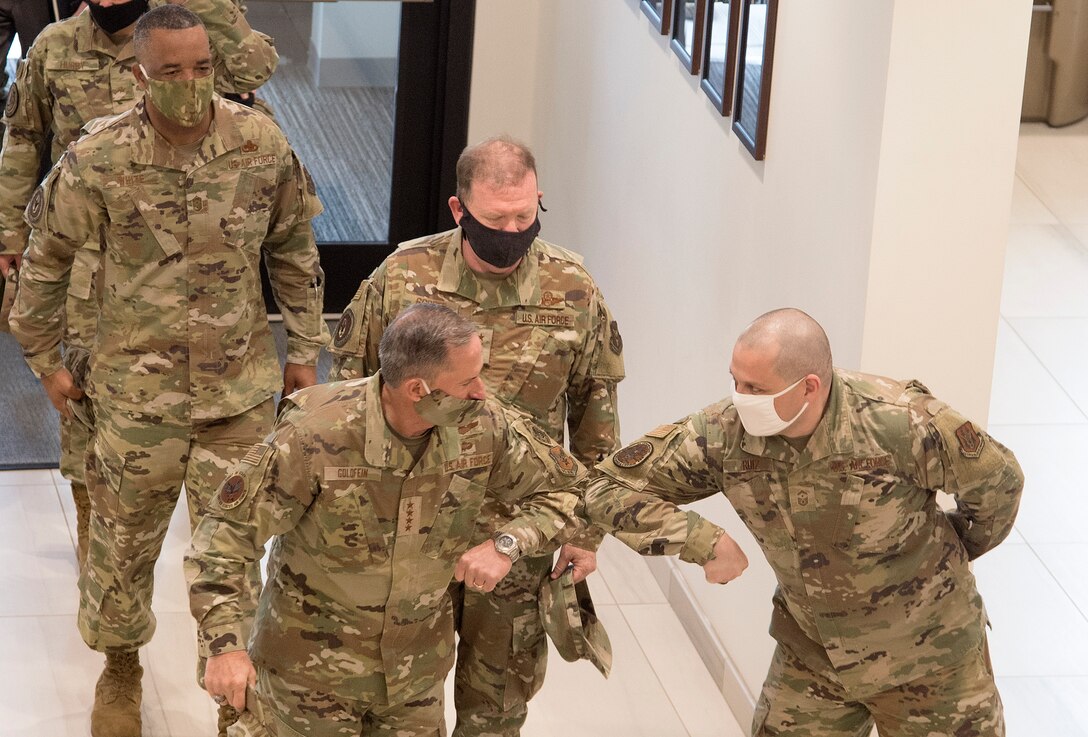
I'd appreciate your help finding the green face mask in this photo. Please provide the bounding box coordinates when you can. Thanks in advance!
[415,381,485,427]
[140,65,214,128]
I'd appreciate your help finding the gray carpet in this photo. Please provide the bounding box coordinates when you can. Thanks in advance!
[259,61,395,244]
[0,332,60,470]
[0,321,339,470]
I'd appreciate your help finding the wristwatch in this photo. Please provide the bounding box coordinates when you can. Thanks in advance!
[493,532,521,563]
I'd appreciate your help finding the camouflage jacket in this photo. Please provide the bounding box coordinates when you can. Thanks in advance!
[584,369,1024,696]
[0,0,278,255]
[186,375,586,705]
[10,96,327,421]
[327,227,624,547]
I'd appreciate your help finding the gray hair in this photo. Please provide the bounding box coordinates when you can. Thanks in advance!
[737,308,834,385]
[456,135,537,203]
[379,304,479,387]
[134,5,206,64]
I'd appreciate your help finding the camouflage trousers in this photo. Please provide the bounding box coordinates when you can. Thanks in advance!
[227,668,446,737]
[78,399,274,652]
[58,248,101,568]
[752,638,1004,737]
[450,553,551,737]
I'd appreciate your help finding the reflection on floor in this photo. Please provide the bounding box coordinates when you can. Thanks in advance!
[2,121,1086,735]
[979,116,1088,737]
[245,1,395,243]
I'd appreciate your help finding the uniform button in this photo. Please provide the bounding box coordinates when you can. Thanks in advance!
[797,490,809,507]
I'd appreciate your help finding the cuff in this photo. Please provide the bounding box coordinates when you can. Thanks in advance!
[197,622,248,659]
[678,513,725,565]
[567,524,606,552]
[25,349,64,380]
[286,337,323,366]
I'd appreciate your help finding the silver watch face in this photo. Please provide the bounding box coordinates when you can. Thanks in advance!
[496,534,517,552]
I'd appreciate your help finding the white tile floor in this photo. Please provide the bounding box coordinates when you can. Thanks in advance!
[2,119,1086,736]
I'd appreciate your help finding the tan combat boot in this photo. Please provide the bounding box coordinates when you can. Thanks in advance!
[91,649,143,737]
[218,704,240,737]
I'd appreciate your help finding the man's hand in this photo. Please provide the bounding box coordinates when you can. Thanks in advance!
[703,533,748,584]
[551,544,597,583]
[282,362,317,397]
[0,253,21,278]
[204,650,256,712]
[455,540,513,593]
[41,368,84,418]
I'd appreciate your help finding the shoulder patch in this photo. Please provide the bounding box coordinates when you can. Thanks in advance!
[218,473,249,510]
[529,423,554,446]
[609,320,623,355]
[613,440,653,468]
[241,443,271,467]
[4,83,18,119]
[644,424,676,440]
[954,421,984,459]
[549,446,578,477]
[333,308,354,348]
[26,186,45,226]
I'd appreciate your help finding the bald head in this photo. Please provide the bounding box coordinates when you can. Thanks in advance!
[455,135,537,204]
[736,308,833,385]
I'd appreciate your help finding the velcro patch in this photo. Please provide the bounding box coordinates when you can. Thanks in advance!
[241,443,271,467]
[324,466,382,482]
[444,453,493,473]
[333,308,355,348]
[644,424,677,439]
[613,441,653,468]
[528,423,554,445]
[550,446,578,476]
[4,83,18,118]
[954,421,984,458]
[399,495,422,535]
[218,474,248,510]
[722,457,773,473]
[26,186,45,226]
[516,310,575,328]
[828,455,894,473]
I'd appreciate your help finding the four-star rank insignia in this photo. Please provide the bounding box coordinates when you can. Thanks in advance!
[613,440,653,468]
[218,473,248,509]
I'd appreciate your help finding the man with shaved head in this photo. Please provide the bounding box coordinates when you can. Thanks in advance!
[583,307,1024,736]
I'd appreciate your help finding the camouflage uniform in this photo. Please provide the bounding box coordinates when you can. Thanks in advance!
[0,0,277,566]
[584,369,1024,737]
[9,94,327,654]
[186,375,586,736]
[327,227,624,737]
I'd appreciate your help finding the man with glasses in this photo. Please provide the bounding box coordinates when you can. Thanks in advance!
[9,7,323,736]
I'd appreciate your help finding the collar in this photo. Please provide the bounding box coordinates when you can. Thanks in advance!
[739,371,855,465]
[130,96,247,170]
[436,227,545,308]
[74,13,135,61]
[363,373,461,471]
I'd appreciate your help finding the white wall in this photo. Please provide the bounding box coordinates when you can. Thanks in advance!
[470,0,1029,723]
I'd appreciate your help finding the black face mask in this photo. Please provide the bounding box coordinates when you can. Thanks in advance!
[458,200,541,269]
[88,0,149,35]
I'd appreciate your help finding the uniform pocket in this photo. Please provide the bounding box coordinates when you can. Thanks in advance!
[505,610,547,707]
[422,475,485,559]
[318,482,386,566]
[835,475,928,554]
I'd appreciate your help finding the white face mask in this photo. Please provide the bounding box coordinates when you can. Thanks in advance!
[733,376,809,437]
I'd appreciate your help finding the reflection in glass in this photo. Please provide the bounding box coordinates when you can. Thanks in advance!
[705,1,732,95]
[641,0,672,34]
[737,0,767,136]
[671,0,705,75]
[248,1,400,244]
